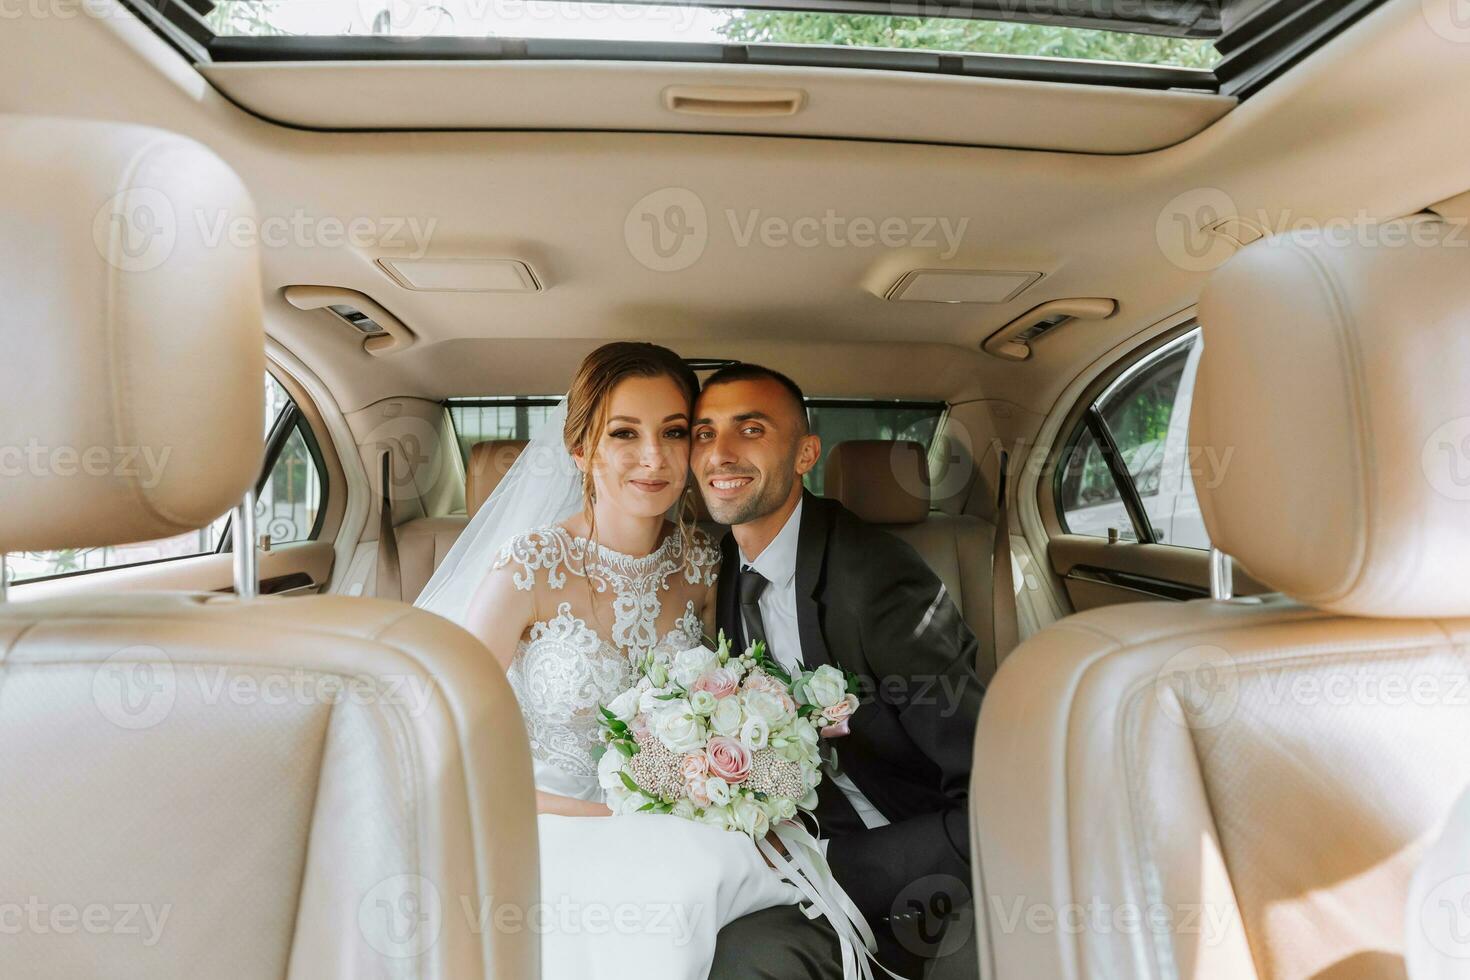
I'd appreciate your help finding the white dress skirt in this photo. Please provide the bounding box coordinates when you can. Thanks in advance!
[536,811,802,978]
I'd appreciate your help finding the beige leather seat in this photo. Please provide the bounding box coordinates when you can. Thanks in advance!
[970,219,1470,980]
[0,115,537,978]
[825,439,1002,682]
[398,439,527,602]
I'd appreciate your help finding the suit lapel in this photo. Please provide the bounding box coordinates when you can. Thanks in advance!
[793,491,833,670]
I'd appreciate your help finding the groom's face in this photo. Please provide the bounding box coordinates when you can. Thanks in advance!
[691,378,819,526]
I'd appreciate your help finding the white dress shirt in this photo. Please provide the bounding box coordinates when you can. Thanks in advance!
[740,497,890,831]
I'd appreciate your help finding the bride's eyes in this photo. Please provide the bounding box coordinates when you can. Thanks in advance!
[608,428,638,440]
[664,426,689,440]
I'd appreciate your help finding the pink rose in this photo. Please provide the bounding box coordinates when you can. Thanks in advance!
[687,777,711,807]
[705,735,753,784]
[742,672,787,697]
[820,694,859,738]
[681,752,709,784]
[693,667,740,700]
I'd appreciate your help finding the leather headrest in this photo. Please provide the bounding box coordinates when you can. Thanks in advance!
[825,440,930,524]
[0,116,264,553]
[466,440,528,516]
[1193,217,1470,617]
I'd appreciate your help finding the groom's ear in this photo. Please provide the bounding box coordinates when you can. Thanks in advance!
[794,433,821,477]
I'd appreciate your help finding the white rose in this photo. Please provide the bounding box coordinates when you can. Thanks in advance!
[654,702,705,754]
[671,646,720,688]
[672,798,697,820]
[689,689,717,716]
[773,797,798,822]
[743,689,794,727]
[705,776,732,807]
[597,745,629,791]
[731,797,769,839]
[709,696,743,737]
[701,804,733,830]
[806,664,848,709]
[606,688,640,724]
[639,686,675,716]
[739,715,770,751]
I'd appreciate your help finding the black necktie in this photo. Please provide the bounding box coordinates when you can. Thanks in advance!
[737,565,769,655]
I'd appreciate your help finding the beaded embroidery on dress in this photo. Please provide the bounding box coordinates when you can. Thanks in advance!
[496,523,720,796]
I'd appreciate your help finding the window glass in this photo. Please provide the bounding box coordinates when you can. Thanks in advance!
[256,423,322,545]
[803,401,946,497]
[447,398,562,464]
[445,396,946,499]
[5,371,318,585]
[1056,425,1138,543]
[1057,329,1209,549]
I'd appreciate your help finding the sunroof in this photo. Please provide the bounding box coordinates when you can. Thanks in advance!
[134,0,1390,99]
[203,1,1220,69]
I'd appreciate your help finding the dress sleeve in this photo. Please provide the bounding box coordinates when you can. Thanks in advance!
[492,528,561,592]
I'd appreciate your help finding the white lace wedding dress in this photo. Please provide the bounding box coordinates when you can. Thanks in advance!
[494,523,801,979]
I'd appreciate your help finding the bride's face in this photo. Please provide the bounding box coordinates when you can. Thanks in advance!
[578,374,692,520]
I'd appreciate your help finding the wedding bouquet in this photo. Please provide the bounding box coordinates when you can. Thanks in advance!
[594,630,861,839]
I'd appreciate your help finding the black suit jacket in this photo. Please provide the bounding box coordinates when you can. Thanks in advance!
[717,491,984,923]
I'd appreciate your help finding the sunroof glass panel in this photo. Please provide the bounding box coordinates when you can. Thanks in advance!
[204,1,1220,68]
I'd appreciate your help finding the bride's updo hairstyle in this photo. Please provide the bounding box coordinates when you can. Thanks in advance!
[564,341,701,553]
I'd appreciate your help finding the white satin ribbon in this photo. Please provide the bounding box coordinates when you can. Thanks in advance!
[756,821,911,980]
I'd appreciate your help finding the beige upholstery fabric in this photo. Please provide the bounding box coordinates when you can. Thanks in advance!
[466,440,528,517]
[0,114,264,553]
[0,594,539,979]
[1193,218,1470,618]
[824,439,1000,680]
[0,117,538,979]
[399,514,470,605]
[972,227,1470,980]
[826,440,931,525]
[972,598,1470,980]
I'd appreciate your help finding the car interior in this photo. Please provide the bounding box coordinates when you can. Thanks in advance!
[4,0,1470,976]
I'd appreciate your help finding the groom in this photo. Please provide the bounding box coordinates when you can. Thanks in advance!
[691,363,983,979]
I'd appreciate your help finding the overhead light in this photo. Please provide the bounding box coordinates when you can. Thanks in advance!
[885,269,1043,304]
[378,257,542,293]
[326,303,386,336]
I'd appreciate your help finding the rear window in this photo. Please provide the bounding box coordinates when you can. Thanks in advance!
[446,396,946,497]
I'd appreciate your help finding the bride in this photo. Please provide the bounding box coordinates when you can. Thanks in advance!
[415,342,803,978]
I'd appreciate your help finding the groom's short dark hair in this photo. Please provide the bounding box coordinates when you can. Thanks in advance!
[700,363,809,435]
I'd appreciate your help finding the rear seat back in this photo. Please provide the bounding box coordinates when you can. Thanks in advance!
[398,439,527,602]
[826,440,1001,685]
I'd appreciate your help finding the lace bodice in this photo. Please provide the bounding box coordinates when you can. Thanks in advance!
[495,524,720,795]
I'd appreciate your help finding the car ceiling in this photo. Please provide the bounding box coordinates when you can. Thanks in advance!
[2,0,1468,417]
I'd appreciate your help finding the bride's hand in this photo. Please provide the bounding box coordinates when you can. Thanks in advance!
[535,791,612,817]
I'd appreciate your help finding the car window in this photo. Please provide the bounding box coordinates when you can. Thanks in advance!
[1057,328,1209,549]
[446,396,947,498]
[5,372,324,585]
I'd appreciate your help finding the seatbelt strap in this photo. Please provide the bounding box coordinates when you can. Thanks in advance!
[991,449,1020,670]
[375,449,403,602]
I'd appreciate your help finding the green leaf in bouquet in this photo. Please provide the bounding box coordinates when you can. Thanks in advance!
[619,770,653,799]
[590,744,606,763]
